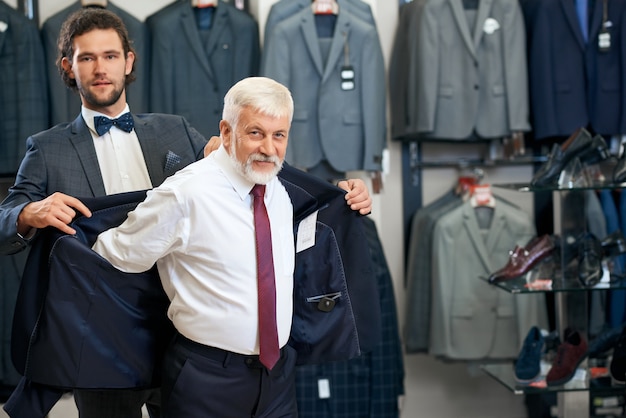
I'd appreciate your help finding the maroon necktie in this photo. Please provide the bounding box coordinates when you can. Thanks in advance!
[251,184,280,370]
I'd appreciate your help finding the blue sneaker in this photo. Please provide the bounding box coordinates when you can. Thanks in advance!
[515,326,545,383]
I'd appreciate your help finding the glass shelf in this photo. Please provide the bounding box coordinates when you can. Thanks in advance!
[481,363,624,395]
[492,181,626,193]
[482,273,626,294]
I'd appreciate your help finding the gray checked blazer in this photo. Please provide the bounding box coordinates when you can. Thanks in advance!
[0,113,207,255]
[262,6,386,172]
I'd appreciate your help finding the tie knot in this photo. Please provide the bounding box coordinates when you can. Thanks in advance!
[94,112,135,136]
[251,184,266,198]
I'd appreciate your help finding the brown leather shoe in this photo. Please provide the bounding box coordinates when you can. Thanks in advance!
[488,235,555,283]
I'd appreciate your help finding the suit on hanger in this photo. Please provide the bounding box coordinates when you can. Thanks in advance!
[410,0,530,140]
[262,7,386,172]
[147,1,260,138]
[0,2,48,176]
[40,1,149,126]
[522,0,626,139]
[429,200,546,360]
[263,0,376,46]
[389,0,427,140]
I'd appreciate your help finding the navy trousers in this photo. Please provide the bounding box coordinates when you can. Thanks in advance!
[161,334,298,418]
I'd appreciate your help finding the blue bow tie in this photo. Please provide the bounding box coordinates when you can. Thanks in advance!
[93,113,134,136]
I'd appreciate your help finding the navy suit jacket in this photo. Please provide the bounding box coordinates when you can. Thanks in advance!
[11,165,380,390]
[523,0,626,139]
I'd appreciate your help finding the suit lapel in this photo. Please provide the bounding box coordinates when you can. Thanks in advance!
[204,4,228,59]
[588,0,604,42]
[559,0,587,49]
[179,2,215,80]
[299,11,325,77]
[69,117,107,196]
[133,117,165,188]
[0,12,7,54]
[462,202,494,273]
[322,10,351,84]
[473,0,493,50]
[449,0,476,59]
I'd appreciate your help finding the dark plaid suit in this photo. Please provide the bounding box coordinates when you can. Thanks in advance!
[295,218,404,418]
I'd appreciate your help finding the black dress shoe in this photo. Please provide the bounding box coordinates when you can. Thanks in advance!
[601,230,626,258]
[578,233,603,287]
[531,129,610,187]
[614,154,626,183]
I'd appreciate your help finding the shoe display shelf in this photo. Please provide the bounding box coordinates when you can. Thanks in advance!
[481,181,626,418]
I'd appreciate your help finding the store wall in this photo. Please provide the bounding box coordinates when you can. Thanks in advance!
[4,0,535,416]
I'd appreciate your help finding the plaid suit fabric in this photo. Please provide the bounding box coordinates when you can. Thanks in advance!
[295,218,404,417]
[0,2,48,176]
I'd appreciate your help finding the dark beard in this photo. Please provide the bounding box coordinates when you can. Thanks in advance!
[78,82,124,108]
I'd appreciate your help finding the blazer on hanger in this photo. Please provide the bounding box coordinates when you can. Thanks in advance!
[262,7,386,172]
[408,0,530,140]
[522,0,626,139]
[146,1,260,139]
[0,2,48,175]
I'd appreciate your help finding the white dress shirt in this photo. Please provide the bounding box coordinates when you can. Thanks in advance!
[82,105,152,194]
[93,145,295,355]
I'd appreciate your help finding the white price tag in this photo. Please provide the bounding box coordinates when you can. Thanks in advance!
[296,211,318,253]
[318,378,331,399]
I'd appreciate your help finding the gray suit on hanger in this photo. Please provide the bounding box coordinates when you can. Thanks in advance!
[409,0,530,140]
[429,200,546,360]
[262,7,386,172]
[40,1,150,125]
[264,0,376,47]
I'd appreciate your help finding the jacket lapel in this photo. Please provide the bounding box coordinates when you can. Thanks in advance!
[321,10,351,83]
[299,11,325,78]
[587,0,605,42]
[0,12,7,54]
[179,2,215,80]
[449,0,476,59]
[473,0,494,50]
[204,4,228,59]
[462,202,494,273]
[559,0,587,49]
[69,116,106,197]
[133,117,165,188]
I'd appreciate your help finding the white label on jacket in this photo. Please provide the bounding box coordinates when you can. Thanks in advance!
[296,211,318,253]
[318,378,331,399]
[0,22,7,33]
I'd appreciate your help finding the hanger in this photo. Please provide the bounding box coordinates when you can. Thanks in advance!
[192,0,218,8]
[469,184,496,208]
[312,0,339,15]
[81,0,107,7]
[455,165,483,196]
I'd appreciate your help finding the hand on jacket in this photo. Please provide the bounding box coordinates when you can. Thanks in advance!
[18,192,92,236]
